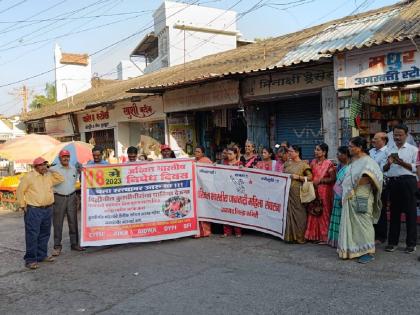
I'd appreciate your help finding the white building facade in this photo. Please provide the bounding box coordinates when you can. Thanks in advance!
[54,44,92,101]
[131,1,239,74]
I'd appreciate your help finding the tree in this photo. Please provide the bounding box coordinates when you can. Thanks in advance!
[30,83,56,110]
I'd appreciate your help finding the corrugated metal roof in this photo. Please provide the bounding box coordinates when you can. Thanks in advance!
[320,0,420,53]
[278,8,401,66]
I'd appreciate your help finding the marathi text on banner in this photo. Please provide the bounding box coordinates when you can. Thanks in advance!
[196,164,291,239]
[81,159,198,246]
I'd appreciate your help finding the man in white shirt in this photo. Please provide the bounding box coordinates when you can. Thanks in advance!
[50,150,85,256]
[369,132,388,243]
[127,146,139,163]
[383,124,418,254]
[387,119,416,147]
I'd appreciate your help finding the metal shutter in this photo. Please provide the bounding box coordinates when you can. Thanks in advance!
[275,95,323,160]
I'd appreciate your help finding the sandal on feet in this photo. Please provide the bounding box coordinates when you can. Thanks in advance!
[25,262,38,270]
[358,254,375,264]
[52,247,61,257]
[40,256,55,263]
[220,234,229,238]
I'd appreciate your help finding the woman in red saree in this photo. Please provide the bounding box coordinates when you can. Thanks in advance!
[305,143,336,243]
[222,146,243,237]
[195,146,213,237]
[275,146,289,173]
[255,147,276,171]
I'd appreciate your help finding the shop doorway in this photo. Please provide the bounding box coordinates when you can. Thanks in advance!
[197,108,247,161]
[85,128,115,153]
[275,95,323,160]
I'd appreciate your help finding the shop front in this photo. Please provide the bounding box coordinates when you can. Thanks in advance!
[44,114,79,142]
[242,64,338,160]
[77,95,165,160]
[163,80,240,160]
[334,39,420,146]
[115,95,165,159]
[77,107,117,158]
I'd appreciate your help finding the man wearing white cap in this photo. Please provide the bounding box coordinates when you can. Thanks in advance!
[16,157,64,270]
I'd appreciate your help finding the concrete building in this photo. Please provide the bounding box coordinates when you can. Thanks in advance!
[130,1,240,74]
[54,44,92,101]
[117,60,145,80]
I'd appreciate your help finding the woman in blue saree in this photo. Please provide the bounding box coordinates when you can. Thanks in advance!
[327,146,351,248]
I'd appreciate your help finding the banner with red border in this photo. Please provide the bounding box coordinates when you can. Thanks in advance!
[81,159,198,246]
[196,164,291,239]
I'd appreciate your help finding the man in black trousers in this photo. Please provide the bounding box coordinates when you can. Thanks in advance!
[384,124,418,254]
[369,132,389,244]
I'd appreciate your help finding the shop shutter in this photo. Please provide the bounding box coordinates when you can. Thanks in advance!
[275,96,323,160]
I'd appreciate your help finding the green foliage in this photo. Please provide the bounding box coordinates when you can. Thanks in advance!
[30,83,56,110]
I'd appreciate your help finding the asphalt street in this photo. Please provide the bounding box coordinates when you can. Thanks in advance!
[1,210,420,315]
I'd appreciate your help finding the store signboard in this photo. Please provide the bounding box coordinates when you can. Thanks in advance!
[334,41,420,90]
[116,95,165,122]
[77,108,117,133]
[77,96,165,132]
[163,80,239,112]
[45,114,75,137]
[242,65,334,100]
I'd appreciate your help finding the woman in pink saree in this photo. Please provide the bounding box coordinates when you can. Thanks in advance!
[305,143,336,243]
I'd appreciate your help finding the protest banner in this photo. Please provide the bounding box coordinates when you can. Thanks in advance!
[81,159,198,246]
[196,164,291,239]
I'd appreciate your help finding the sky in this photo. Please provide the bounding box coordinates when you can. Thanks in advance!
[0,0,401,116]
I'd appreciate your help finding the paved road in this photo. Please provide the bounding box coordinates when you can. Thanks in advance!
[1,210,420,315]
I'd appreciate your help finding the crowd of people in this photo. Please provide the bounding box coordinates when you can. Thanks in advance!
[190,123,419,265]
[16,121,420,269]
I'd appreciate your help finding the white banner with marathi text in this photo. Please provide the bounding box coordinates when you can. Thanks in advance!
[196,164,291,239]
[81,159,198,246]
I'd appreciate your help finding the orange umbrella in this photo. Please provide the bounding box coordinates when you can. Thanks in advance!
[0,134,60,163]
[42,141,93,165]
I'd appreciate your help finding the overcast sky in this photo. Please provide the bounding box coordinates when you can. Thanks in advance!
[0,0,400,116]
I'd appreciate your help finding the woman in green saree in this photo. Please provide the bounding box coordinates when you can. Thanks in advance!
[338,137,383,264]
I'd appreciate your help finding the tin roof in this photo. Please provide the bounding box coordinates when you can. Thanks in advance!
[23,0,420,121]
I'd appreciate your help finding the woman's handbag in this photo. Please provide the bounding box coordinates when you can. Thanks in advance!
[306,198,323,217]
[300,177,316,203]
[349,195,369,214]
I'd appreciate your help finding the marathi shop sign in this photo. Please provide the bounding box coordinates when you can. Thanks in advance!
[163,80,239,112]
[119,95,165,121]
[77,96,164,132]
[242,65,334,100]
[77,109,116,132]
[334,41,420,90]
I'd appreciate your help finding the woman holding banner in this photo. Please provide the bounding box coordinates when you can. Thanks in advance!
[275,147,289,173]
[305,143,336,244]
[240,140,260,168]
[255,147,276,171]
[195,146,213,237]
[338,137,383,264]
[283,145,312,244]
[222,146,243,237]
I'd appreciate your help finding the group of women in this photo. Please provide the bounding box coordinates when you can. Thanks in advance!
[194,137,383,264]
